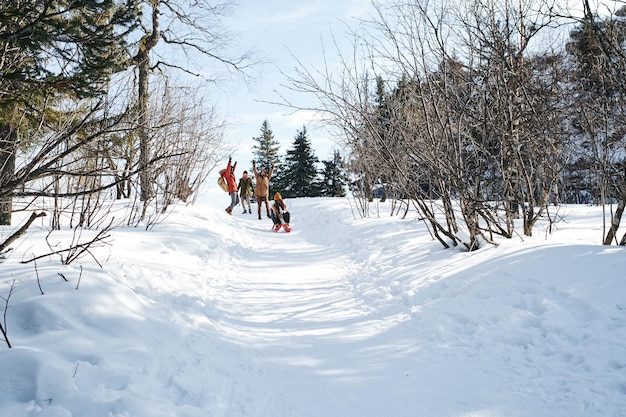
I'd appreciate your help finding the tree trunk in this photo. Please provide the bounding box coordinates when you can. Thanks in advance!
[603,198,626,245]
[133,2,161,211]
[0,123,17,225]
[138,55,152,204]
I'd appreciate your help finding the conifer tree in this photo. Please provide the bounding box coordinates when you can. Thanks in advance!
[277,126,319,198]
[0,0,139,224]
[566,4,626,245]
[251,119,281,172]
[319,150,347,197]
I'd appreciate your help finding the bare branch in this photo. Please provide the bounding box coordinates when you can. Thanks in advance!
[0,211,46,252]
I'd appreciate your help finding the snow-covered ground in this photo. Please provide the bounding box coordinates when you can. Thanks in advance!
[0,188,625,417]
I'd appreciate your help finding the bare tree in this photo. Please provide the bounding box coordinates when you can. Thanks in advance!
[281,0,574,250]
[128,78,227,227]
[127,0,256,219]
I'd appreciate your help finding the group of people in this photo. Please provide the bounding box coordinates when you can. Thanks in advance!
[221,157,291,231]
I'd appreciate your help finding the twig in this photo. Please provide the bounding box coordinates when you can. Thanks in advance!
[75,265,83,290]
[34,259,44,295]
[21,218,114,266]
[0,280,15,348]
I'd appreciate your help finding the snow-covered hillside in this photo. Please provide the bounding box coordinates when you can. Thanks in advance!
[0,189,625,417]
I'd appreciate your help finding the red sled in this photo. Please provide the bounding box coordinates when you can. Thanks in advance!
[272,223,291,233]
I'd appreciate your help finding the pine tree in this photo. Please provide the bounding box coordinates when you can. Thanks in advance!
[0,0,139,224]
[319,150,347,197]
[251,119,281,172]
[278,126,319,198]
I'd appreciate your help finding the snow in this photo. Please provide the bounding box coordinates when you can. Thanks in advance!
[1,189,625,417]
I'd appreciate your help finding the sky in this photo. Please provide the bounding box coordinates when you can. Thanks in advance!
[215,0,376,167]
[213,0,594,169]
[0,190,625,416]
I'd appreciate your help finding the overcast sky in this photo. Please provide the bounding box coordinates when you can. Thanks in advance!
[215,0,375,167]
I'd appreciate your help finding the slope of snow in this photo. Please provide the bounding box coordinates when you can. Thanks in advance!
[0,190,625,417]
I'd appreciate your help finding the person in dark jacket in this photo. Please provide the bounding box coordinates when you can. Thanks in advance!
[237,171,254,214]
[223,157,239,215]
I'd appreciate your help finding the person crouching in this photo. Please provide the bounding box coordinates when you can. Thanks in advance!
[271,192,291,232]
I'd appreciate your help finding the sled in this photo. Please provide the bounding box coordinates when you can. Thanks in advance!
[272,223,291,233]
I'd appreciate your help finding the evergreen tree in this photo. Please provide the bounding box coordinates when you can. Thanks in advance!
[251,119,281,172]
[566,5,626,244]
[0,0,138,104]
[278,126,319,198]
[0,0,139,224]
[566,9,626,96]
[319,150,347,197]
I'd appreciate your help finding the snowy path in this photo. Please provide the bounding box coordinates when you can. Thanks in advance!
[172,200,429,417]
[180,199,626,417]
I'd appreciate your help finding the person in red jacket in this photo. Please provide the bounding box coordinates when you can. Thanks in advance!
[223,157,239,215]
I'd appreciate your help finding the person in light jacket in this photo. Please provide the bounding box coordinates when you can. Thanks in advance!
[252,160,274,220]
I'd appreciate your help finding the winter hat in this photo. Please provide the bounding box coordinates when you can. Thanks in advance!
[274,192,282,201]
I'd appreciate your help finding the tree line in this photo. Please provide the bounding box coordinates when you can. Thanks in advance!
[4,0,626,256]
[283,0,626,249]
[248,119,347,199]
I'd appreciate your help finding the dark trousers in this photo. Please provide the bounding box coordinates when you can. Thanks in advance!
[228,192,239,211]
